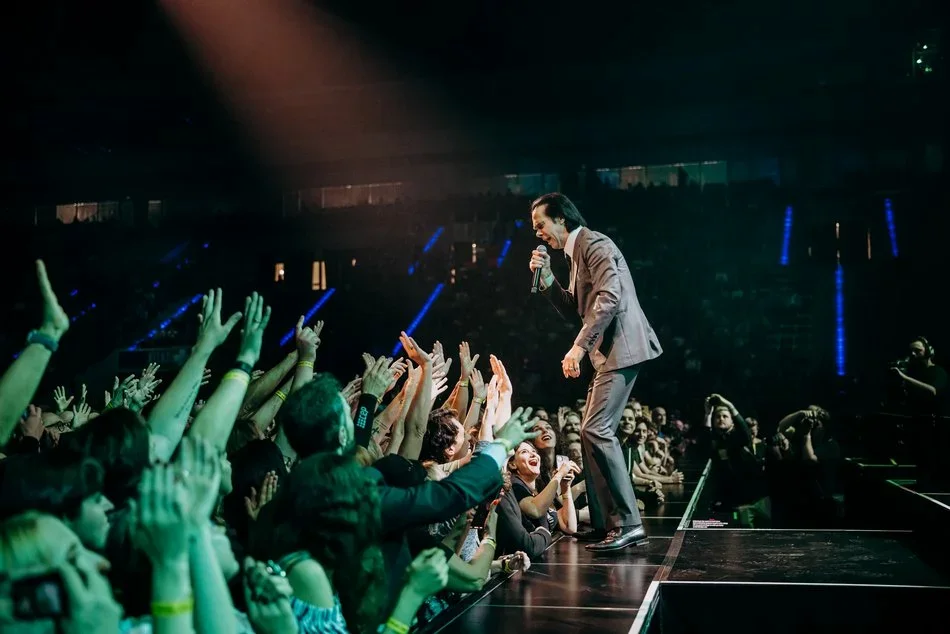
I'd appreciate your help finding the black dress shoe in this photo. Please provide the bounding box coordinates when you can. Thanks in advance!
[573,528,611,542]
[586,526,649,552]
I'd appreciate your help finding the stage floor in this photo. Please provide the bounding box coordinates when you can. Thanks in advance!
[429,449,950,634]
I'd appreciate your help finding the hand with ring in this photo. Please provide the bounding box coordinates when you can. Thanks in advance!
[561,345,585,379]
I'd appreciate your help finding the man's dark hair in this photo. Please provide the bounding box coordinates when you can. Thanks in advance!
[419,408,460,463]
[530,193,588,231]
[281,373,345,458]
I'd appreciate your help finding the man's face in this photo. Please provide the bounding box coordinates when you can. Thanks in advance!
[564,413,582,436]
[652,407,667,427]
[631,401,643,418]
[531,205,569,250]
[620,408,636,436]
[446,419,470,461]
[567,441,583,464]
[713,406,734,433]
[910,340,928,363]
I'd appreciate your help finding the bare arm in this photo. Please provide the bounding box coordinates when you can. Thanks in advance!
[0,261,69,445]
[397,333,434,461]
[242,351,297,411]
[247,376,293,434]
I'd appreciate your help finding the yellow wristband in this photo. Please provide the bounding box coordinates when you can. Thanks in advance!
[473,397,486,405]
[386,617,410,634]
[275,390,287,402]
[482,537,497,548]
[223,370,250,386]
[297,360,314,369]
[459,380,469,387]
[152,596,194,617]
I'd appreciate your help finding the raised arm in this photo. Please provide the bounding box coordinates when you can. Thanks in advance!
[189,292,271,452]
[396,333,434,461]
[148,288,241,461]
[242,349,298,411]
[0,261,69,445]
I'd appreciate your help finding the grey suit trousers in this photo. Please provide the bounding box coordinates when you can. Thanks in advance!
[581,365,643,531]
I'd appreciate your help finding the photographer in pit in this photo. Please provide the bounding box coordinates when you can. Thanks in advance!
[768,406,841,527]
[889,336,948,415]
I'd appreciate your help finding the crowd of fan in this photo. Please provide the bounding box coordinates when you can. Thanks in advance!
[0,258,718,634]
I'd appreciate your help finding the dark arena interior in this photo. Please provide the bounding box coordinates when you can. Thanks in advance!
[0,1,948,632]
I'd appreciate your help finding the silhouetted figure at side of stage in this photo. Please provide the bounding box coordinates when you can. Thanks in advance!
[889,336,948,416]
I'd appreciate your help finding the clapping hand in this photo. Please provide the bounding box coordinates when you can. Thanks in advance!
[244,471,279,521]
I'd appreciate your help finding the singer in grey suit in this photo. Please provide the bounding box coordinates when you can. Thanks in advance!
[529,193,663,552]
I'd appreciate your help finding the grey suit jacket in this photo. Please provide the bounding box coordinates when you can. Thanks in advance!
[542,227,662,372]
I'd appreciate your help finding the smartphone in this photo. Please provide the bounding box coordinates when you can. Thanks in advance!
[471,494,502,530]
[11,572,68,620]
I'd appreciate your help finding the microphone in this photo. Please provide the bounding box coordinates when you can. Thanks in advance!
[531,245,547,294]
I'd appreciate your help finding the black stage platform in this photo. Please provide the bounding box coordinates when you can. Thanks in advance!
[424,445,950,634]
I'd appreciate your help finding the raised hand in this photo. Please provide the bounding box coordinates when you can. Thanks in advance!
[388,358,408,392]
[58,556,122,634]
[35,260,69,341]
[489,355,512,394]
[104,375,135,410]
[243,558,298,634]
[140,363,160,387]
[405,548,449,598]
[133,464,190,564]
[342,376,363,406]
[201,367,213,387]
[431,375,450,402]
[20,405,44,440]
[459,341,480,382]
[195,288,243,355]
[362,355,395,401]
[53,386,74,413]
[432,357,453,383]
[177,436,222,527]
[495,407,542,447]
[294,317,322,361]
[470,368,487,401]
[71,401,93,429]
[244,471,279,521]
[399,332,432,367]
[237,292,272,367]
[250,369,265,382]
[432,341,446,367]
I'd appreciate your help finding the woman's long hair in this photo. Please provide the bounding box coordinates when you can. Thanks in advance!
[270,452,385,634]
[0,452,105,521]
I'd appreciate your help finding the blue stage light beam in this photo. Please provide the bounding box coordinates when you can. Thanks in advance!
[279,288,337,346]
[392,284,445,356]
[780,205,793,266]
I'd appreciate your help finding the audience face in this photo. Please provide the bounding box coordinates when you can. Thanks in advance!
[563,412,582,437]
[532,420,557,450]
[535,409,550,422]
[630,401,643,418]
[633,422,650,446]
[446,419,469,461]
[567,441,583,465]
[66,493,114,551]
[712,406,734,432]
[0,514,114,626]
[747,417,759,439]
[620,407,636,436]
[510,442,541,479]
[652,407,667,428]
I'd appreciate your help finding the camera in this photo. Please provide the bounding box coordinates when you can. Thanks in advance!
[12,571,68,620]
